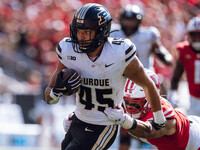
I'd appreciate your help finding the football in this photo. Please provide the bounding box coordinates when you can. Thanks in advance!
[61,68,79,80]
[61,68,81,95]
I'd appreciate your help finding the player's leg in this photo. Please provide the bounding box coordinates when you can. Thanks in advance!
[61,132,73,150]
[119,127,131,150]
[64,115,118,150]
[61,114,75,150]
[186,115,200,150]
[187,96,200,116]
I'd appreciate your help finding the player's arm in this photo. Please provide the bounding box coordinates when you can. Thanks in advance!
[123,57,166,128]
[168,58,184,106]
[170,58,184,90]
[124,57,161,112]
[151,42,173,66]
[127,118,176,138]
[45,61,67,104]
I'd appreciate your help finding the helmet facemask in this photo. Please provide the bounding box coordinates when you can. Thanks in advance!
[70,22,111,53]
[123,69,160,119]
[70,26,95,53]
[123,96,150,119]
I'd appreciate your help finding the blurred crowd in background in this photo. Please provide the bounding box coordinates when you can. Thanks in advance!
[0,0,200,149]
[1,0,199,94]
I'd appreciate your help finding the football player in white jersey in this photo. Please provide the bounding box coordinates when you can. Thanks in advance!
[110,4,173,149]
[44,3,166,150]
[104,69,200,150]
[111,4,173,69]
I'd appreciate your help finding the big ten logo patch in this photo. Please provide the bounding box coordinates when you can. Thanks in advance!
[67,56,76,60]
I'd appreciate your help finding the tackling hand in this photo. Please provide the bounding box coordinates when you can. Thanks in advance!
[104,106,126,124]
[104,107,137,130]
[63,112,74,133]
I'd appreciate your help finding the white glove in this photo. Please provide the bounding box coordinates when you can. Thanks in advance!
[104,107,126,124]
[63,112,74,133]
[104,107,137,129]
[168,90,179,108]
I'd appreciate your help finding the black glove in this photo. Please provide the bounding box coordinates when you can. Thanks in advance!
[152,119,167,130]
[53,69,81,97]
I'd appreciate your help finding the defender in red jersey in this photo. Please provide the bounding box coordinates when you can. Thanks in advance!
[104,69,200,150]
[169,16,200,115]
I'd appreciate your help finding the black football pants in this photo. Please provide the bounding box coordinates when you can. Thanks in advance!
[61,114,118,150]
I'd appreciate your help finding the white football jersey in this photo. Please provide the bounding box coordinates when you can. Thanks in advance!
[56,37,136,125]
[111,25,160,68]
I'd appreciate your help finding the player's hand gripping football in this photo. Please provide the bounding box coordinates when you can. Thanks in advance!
[63,112,74,133]
[49,69,81,104]
[53,69,81,96]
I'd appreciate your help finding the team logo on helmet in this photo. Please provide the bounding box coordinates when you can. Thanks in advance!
[97,8,108,26]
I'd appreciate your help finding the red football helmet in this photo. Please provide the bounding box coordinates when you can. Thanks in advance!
[187,16,200,52]
[123,69,160,119]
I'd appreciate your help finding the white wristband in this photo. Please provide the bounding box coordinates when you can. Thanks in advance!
[121,114,134,129]
[49,89,60,104]
[48,99,59,104]
[153,110,166,124]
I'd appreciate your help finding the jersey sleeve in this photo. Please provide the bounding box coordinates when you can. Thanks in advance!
[123,38,137,67]
[160,98,175,119]
[149,26,160,43]
[56,37,71,64]
[110,23,121,32]
[142,97,175,121]
[175,41,189,60]
[56,42,63,60]
[109,37,137,71]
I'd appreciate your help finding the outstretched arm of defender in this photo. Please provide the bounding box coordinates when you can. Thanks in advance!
[123,57,166,127]
[104,107,176,138]
[127,118,176,138]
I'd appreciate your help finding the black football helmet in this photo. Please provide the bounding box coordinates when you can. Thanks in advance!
[70,3,112,53]
[120,4,143,36]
